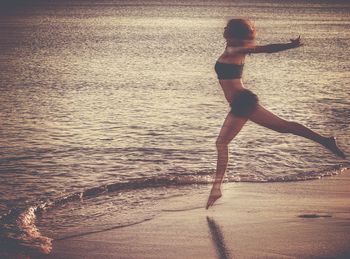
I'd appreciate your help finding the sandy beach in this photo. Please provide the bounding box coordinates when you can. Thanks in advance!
[1,1,349,259]
[30,169,350,259]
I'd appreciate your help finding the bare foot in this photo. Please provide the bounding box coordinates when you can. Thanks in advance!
[323,137,346,159]
[206,187,222,209]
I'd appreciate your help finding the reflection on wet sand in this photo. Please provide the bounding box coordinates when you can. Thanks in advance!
[207,216,231,259]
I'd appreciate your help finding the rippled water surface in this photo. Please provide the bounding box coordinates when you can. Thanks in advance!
[0,0,349,254]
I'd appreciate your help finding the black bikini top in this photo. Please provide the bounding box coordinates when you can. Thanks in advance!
[214,61,244,80]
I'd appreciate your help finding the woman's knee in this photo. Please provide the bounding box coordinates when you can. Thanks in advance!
[216,137,229,149]
[278,120,301,134]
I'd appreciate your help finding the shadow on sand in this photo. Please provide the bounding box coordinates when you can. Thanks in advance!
[206,216,231,259]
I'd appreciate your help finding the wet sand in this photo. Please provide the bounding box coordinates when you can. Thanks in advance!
[40,169,350,259]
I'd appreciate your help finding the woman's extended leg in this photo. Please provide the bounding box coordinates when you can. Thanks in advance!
[206,112,248,209]
[249,104,345,158]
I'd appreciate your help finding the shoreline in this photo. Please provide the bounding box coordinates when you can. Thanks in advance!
[30,169,350,259]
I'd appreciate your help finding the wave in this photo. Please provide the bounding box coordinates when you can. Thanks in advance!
[0,203,53,255]
[0,164,348,255]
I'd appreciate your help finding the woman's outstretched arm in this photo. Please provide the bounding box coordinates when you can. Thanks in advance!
[242,36,304,54]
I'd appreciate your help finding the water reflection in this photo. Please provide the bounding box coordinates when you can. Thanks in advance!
[206,216,231,259]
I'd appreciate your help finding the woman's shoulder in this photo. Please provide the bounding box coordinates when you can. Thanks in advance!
[224,46,247,56]
[219,47,246,62]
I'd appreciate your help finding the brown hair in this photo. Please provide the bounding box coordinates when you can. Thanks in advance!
[224,19,256,41]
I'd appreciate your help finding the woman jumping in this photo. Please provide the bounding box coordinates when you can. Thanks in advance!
[206,19,346,209]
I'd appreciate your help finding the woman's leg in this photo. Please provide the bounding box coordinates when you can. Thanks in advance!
[249,104,345,158]
[206,112,248,209]
[215,113,248,183]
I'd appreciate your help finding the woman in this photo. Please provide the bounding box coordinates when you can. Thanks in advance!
[206,19,345,209]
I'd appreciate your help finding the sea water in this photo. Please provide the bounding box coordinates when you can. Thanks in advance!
[0,0,349,254]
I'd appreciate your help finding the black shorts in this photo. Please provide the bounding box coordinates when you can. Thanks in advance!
[230,89,259,117]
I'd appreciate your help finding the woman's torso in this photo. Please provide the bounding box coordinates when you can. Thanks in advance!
[216,48,247,103]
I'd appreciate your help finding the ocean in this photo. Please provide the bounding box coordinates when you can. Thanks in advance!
[0,0,349,254]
